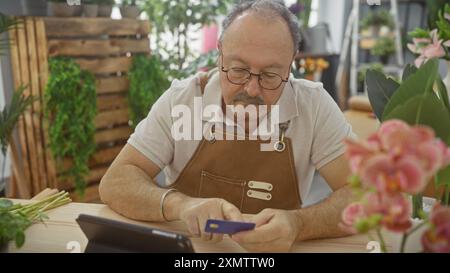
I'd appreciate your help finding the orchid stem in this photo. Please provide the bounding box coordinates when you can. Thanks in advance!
[376,228,387,253]
[412,194,423,219]
[400,221,428,253]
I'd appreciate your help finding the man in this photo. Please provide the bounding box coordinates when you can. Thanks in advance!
[99,0,354,252]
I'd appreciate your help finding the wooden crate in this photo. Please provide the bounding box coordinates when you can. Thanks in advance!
[8,17,150,202]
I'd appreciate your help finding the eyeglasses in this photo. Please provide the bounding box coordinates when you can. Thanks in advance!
[220,54,289,90]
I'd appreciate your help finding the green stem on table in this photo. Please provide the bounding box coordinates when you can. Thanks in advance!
[376,228,387,253]
[10,191,68,213]
[412,194,423,219]
[400,221,428,253]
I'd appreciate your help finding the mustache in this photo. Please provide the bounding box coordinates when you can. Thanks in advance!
[231,92,264,105]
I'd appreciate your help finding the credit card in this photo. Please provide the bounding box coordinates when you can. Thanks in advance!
[204,219,256,234]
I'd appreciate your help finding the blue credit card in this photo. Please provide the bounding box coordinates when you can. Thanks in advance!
[204,219,256,234]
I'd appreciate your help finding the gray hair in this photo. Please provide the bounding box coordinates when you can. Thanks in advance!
[219,0,300,54]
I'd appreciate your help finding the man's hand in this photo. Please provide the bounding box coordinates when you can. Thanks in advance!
[231,208,301,252]
[178,197,244,243]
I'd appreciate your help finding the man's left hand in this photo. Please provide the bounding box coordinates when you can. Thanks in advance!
[231,208,302,252]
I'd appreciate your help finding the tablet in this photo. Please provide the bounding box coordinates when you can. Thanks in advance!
[76,214,195,253]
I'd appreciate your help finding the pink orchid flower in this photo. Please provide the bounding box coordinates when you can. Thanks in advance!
[340,203,367,234]
[365,192,412,232]
[408,29,446,67]
[422,204,450,253]
[344,138,380,174]
[361,154,427,194]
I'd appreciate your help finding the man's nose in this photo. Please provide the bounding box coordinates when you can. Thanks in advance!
[244,74,262,97]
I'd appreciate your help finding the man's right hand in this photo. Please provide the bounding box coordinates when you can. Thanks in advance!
[177,197,244,242]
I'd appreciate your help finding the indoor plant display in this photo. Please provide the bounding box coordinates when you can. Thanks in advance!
[48,0,82,17]
[142,0,233,79]
[371,36,396,64]
[97,0,115,17]
[128,54,170,127]
[360,9,395,37]
[120,0,141,18]
[44,58,97,197]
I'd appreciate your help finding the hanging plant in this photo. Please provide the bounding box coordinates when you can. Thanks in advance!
[44,57,97,197]
[128,54,170,128]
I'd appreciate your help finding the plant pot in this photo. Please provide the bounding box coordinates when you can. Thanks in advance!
[21,0,48,16]
[120,6,141,18]
[98,5,113,17]
[83,4,98,17]
[48,2,82,17]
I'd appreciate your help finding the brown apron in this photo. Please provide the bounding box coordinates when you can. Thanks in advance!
[167,74,302,214]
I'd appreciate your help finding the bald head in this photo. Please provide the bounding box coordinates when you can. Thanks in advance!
[219,0,300,55]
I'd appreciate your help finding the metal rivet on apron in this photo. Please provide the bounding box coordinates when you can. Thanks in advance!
[247,190,272,201]
[208,124,216,143]
[248,181,273,192]
[274,141,286,152]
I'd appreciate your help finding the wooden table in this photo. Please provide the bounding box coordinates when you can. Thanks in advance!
[5,108,387,253]
[344,109,379,139]
[6,200,393,253]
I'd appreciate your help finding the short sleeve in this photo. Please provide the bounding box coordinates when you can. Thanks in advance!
[127,88,174,169]
[310,87,354,169]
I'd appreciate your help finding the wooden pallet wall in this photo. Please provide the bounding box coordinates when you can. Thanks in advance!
[8,17,150,202]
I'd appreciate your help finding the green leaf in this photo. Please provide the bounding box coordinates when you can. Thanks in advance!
[382,59,439,120]
[436,77,450,111]
[0,198,12,209]
[436,165,450,187]
[14,231,25,248]
[408,27,431,39]
[366,69,399,120]
[402,64,418,82]
[384,92,450,143]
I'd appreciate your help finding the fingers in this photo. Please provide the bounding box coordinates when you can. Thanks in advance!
[185,214,201,237]
[222,201,244,221]
[253,210,275,227]
[232,220,280,244]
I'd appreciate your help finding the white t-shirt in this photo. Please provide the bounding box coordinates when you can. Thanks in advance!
[127,70,354,204]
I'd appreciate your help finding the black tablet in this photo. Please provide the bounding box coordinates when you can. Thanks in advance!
[76,214,195,253]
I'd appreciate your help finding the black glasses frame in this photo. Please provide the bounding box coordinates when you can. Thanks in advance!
[220,54,289,90]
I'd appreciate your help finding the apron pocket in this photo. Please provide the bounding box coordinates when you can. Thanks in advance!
[199,170,246,211]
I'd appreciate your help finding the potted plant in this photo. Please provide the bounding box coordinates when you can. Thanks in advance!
[128,54,170,127]
[371,36,395,64]
[120,0,141,19]
[82,0,98,17]
[48,0,82,17]
[97,0,115,17]
[360,9,395,38]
